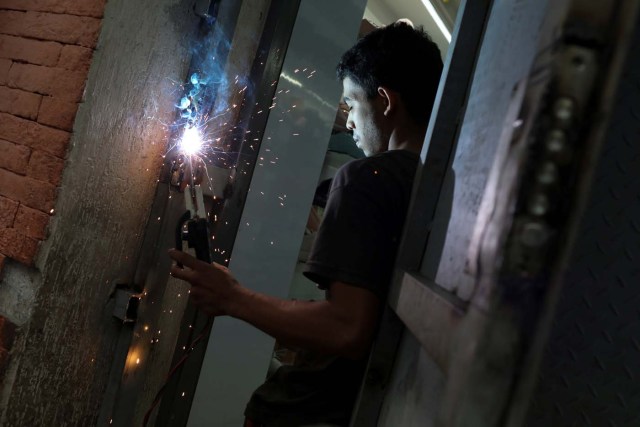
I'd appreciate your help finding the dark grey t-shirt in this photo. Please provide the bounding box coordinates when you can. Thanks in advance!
[245,150,419,426]
[305,149,419,298]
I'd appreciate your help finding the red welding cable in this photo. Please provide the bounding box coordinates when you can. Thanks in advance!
[142,317,213,426]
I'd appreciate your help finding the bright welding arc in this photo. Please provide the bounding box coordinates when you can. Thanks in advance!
[180,126,204,156]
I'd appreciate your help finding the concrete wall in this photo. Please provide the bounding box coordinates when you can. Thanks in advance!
[0,0,198,424]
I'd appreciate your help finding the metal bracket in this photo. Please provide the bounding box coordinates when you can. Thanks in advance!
[113,288,141,323]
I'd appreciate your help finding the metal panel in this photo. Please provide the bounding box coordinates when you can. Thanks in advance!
[434,0,639,425]
[525,9,640,427]
[186,1,368,426]
[422,0,551,301]
[394,272,465,372]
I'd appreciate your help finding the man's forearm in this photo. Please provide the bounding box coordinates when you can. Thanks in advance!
[167,250,378,359]
[230,285,376,359]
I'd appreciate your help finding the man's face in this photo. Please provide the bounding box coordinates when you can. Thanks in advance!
[341,77,388,157]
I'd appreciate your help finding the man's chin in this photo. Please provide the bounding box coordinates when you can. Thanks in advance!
[354,140,371,156]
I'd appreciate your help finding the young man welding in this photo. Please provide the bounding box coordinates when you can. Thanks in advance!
[169,21,443,426]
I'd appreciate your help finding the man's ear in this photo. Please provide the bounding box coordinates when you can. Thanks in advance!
[377,86,398,116]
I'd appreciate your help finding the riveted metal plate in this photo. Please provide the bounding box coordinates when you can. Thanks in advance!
[525,12,640,427]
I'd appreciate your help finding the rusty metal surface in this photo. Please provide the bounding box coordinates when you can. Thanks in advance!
[525,11,640,427]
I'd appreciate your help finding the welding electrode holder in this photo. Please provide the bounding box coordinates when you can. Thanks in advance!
[175,211,212,265]
[168,152,212,265]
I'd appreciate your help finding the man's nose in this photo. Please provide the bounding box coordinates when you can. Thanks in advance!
[346,117,355,130]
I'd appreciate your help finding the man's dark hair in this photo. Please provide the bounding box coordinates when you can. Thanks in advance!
[336,21,443,124]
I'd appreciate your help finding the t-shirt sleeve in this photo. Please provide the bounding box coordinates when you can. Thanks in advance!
[303,164,400,299]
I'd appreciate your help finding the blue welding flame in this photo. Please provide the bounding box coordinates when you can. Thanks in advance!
[175,73,205,126]
[171,24,254,165]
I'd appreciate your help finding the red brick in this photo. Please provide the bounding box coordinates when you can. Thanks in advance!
[0,112,69,157]
[0,58,10,85]
[27,150,64,185]
[0,168,56,212]
[7,63,86,102]
[0,228,39,263]
[0,139,30,174]
[38,96,78,131]
[0,315,17,350]
[0,196,18,228]
[0,85,42,119]
[0,0,107,18]
[14,204,50,239]
[58,44,93,73]
[0,34,61,66]
[0,10,102,47]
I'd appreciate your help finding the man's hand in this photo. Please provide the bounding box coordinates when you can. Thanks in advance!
[168,249,240,317]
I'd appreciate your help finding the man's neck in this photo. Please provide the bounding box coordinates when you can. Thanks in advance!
[387,124,427,154]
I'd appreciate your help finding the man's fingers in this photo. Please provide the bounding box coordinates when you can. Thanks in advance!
[168,249,202,269]
[170,264,193,281]
[211,261,228,273]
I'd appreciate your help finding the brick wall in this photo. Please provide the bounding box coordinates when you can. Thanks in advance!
[0,0,105,372]
[0,0,105,270]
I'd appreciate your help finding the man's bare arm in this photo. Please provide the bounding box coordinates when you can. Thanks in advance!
[169,249,380,359]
